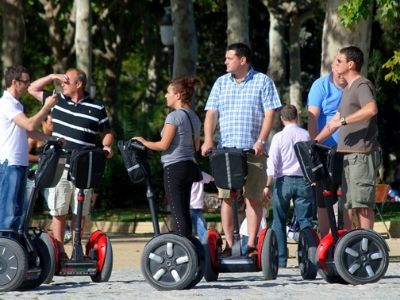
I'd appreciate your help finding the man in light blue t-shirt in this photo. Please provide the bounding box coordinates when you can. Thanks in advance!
[307,58,347,238]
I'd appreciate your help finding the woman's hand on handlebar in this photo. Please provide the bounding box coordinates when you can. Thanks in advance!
[132,136,146,145]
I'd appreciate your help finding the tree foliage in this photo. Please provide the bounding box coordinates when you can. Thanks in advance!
[338,0,400,83]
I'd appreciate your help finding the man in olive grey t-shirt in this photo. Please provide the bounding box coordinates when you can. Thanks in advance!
[316,46,381,231]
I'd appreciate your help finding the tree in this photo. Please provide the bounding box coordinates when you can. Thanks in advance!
[226,0,249,45]
[338,0,400,82]
[262,0,319,111]
[171,0,197,77]
[0,0,24,77]
[37,0,76,73]
[320,0,372,75]
[75,0,92,92]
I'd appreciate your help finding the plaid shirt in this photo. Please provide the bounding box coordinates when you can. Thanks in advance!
[205,68,281,148]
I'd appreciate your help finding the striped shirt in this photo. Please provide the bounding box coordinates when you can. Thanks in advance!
[205,68,281,148]
[43,91,111,151]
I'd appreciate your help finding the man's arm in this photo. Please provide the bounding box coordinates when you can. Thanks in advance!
[201,109,218,156]
[12,95,57,131]
[315,112,340,143]
[101,131,114,158]
[344,101,378,124]
[254,109,275,156]
[307,106,320,140]
[28,73,67,101]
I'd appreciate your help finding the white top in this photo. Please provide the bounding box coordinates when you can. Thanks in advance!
[190,171,214,209]
[240,208,267,236]
[0,91,28,166]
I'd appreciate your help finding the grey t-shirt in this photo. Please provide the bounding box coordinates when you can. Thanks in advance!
[338,77,379,153]
[161,109,201,167]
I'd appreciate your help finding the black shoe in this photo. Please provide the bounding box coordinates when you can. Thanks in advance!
[221,246,231,257]
[246,246,258,258]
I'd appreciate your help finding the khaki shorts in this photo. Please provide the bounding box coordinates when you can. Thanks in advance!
[47,169,92,216]
[342,150,381,209]
[218,154,267,201]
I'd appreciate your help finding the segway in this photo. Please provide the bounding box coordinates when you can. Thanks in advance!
[202,148,279,282]
[0,141,65,292]
[49,147,113,282]
[118,139,202,290]
[294,141,390,284]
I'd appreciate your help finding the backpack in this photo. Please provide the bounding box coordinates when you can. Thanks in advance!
[294,140,328,184]
[209,148,248,190]
[117,140,149,183]
[35,142,67,189]
[69,147,107,189]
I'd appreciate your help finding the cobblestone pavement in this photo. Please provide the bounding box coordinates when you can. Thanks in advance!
[1,235,400,300]
[2,262,400,300]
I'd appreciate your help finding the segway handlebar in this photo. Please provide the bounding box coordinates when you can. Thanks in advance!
[311,141,332,152]
[129,139,146,151]
[205,148,255,156]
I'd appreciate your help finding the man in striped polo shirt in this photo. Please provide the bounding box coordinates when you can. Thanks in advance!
[28,68,113,259]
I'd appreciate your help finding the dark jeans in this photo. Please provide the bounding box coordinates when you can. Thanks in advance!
[271,176,314,266]
[163,160,196,237]
[0,161,27,231]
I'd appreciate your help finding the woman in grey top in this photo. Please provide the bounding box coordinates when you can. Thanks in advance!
[134,76,202,237]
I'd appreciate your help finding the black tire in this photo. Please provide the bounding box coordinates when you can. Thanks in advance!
[141,233,198,290]
[297,228,318,280]
[39,232,56,284]
[201,230,219,282]
[90,235,113,282]
[261,229,279,280]
[315,247,347,284]
[185,236,204,289]
[18,237,52,290]
[0,238,28,292]
[334,229,389,285]
[317,267,348,283]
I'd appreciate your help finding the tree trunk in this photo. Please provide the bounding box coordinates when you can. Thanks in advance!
[171,0,198,78]
[226,0,249,46]
[38,0,76,73]
[75,0,92,94]
[289,15,302,109]
[266,12,287,87]
[1,0,24,74]
[320,0,372,75]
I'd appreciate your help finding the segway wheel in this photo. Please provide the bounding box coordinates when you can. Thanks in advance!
[0,238,28,292]
[261,228,279,280]
[202,229,221,282]
[18,236,53,290]
[185,236,205,289]
[317,267,347,284]
[87,232,113,282]
[141,233,198,290]
[297,227,319,280]
[334,229,389,285]
[39,232,57,284]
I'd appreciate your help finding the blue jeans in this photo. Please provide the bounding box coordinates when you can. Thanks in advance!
[271,176,314,266]
[0,160,28,231]
[190,209,207,240]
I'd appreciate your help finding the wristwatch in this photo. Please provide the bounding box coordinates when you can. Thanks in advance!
[340,117,347,126]
[257,139,266,145]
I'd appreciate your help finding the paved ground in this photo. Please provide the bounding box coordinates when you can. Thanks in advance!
[1,234,400,299]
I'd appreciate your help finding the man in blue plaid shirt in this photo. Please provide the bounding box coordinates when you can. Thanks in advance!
[202,43,281,257]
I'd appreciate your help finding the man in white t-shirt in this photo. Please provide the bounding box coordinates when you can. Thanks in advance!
[190,171,214,239]
[0,65,57,230]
